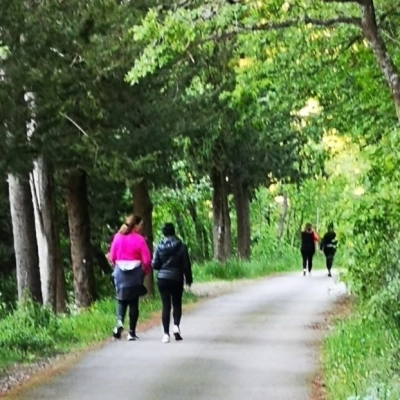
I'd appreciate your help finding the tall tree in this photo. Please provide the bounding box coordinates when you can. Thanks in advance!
[133,179,154,295]
[30,157,66,312]
[66,169,95,308]
[211,166,232,262]
[8,173,42,303]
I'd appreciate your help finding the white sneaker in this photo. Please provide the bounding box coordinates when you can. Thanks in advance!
[162,334,170,343]
[173,325,183,341]
[112,320,124,339]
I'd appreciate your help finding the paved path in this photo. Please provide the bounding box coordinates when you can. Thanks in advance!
[15,271,346,400]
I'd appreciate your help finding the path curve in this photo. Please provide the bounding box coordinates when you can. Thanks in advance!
[12,271,346,400]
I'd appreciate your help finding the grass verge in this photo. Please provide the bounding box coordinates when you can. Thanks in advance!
[193,250,325,281]
[0,291,197,375]
[323,306,400,400]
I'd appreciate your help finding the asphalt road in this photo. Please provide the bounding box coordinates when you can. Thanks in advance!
[15,270,345,400]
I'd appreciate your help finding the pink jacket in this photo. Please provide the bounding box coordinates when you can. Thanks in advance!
[109,232,151,275]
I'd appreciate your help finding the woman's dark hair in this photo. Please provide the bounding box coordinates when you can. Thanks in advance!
[118,214,142,235]
[305,223,312,231]
[162,222,175,237]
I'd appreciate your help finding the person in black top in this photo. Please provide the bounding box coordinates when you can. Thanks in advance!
[300,223,318,276]
[320,223,338,277]
[152,223,193,343]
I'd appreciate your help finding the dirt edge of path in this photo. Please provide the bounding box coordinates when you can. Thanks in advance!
[0,279,256,399]
[309,294,354,400]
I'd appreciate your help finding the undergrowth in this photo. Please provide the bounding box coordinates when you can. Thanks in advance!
[323,307,400,400]
[0,291,197,374]
[193,247,325,281]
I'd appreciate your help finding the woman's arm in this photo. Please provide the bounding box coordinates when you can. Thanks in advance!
[139,237,152,274]
[182,245,193,286]
[109,234,118,265]
[152,245,162,271]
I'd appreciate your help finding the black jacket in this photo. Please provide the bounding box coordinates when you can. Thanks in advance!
[301,231,316,253]
[320,231,338,254]
[152,236,193,285]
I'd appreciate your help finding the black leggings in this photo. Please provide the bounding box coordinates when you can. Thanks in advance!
[117,298,139,334]
[324,251,335,271]
[157,279,183,334]
[301,251,315,272]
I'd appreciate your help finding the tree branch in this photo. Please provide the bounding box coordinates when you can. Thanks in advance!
[197,15,362,45]
[322,0,366,5]
[249,16,362,31]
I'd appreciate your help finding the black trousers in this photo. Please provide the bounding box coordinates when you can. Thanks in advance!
[157,279,183,334]
[301,251,315,272]
[116,297,139,334]
[324,250,335,271]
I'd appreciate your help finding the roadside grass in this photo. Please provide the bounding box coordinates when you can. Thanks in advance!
[0,291,196,374]
[323,307,400,400]
[193,249,326,282]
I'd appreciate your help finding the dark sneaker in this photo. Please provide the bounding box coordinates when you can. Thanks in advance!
[173,325,183,341]
[127,332,139,341]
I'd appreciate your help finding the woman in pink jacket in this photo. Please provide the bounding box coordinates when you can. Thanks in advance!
[109,215,151,341]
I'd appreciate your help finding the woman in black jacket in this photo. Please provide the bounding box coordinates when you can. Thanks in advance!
[152,223,193,343]
[320,223,338,277]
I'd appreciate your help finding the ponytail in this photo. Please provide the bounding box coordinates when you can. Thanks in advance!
[118,214,142,235]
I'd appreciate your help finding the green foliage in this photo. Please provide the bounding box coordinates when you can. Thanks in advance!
[152,160,213,261]
[0,273,17,317]
[323,308,400,400]
[1,0,400,390]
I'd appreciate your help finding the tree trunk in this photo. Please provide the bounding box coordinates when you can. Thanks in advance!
[55,242,67,313]
[211,167,232,262]
[360,0,400,119]
[8,173,42,303]
[30,157,66,311]
[202,226,211,260]
[234,181,251,259]
[66,169,95,308]
[277,193,289,243]
[132,179,154,295]
[188,200,206,261]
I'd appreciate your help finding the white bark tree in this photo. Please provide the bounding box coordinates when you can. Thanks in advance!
[26,92,66,311]
[8,173,42,303]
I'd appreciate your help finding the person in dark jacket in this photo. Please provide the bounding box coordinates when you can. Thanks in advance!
[300,222,318,276]
[152,223,193,344]
[320,223,338,277]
